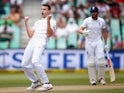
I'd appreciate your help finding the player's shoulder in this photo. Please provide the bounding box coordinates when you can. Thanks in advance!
[50,19,56,24]
[98,17,105,22]
[34,19,41,24]
[83,17,92,23]
[84,17,92,21]
[51,19,56,22]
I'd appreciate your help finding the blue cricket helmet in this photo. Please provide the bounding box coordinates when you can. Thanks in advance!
[90,6,99,12]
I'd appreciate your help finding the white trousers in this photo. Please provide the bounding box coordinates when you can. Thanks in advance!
[85,39,104,59]
[21,38,49,83]
[85,39,106,83]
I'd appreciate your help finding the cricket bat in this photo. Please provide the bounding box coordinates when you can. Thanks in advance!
[106,50,115,82]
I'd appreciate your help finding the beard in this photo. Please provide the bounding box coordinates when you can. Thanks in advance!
[92,14,98,20]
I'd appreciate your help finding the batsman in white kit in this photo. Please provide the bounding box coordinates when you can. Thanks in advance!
[21,4,56,91]
[79,6,109,85]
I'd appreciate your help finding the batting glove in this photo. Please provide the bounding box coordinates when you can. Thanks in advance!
[82,30,90,37]
[104,44,109,52]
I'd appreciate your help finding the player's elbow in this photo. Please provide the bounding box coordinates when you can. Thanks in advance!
[47,33,53,37]
[78,30,83,34]
[28,34,33,38]
[47,30,53,37]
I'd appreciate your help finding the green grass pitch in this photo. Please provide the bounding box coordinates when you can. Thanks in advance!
[0,70,124,93]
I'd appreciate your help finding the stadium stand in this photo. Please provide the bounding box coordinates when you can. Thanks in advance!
[1,0,123,50]
[10,24,20,48]
[110,18,121,42]
[56,37,67,49]
[21,0,124,49]
[67,32,78,48]
[0,42,8,49]
[0,0,21,49]
[46,37,56,49]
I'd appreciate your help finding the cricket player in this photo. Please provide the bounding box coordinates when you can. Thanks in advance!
[21,4,56,91]
[79,6,109,85]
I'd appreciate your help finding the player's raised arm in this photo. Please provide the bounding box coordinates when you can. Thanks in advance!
[47,15,53,37]
[24,16,34,38]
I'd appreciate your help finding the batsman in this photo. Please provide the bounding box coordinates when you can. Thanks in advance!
[79,6,109,85]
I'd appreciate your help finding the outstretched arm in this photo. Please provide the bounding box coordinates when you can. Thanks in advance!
[24,16,34,38]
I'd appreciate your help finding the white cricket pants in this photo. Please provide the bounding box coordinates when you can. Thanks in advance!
[85,39,104,59]
[85,39,106,83]
[21,38,49,83]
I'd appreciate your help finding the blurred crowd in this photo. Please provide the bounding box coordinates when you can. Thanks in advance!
[43,0,124,50]
[0,0,23,48]
[0,0,124,50]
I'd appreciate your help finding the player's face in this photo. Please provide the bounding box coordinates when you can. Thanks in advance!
[41,6,50,18]
[91,12,98,20]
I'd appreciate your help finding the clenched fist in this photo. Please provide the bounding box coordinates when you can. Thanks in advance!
[24,16,29,22]
[82,29,90,37]
[47,15,52,21]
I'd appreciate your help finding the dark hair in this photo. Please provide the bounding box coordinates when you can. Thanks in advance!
[42,4,51,10]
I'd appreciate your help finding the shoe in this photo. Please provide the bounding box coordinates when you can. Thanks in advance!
[27,81,41,91]
[37,83,53,91]
[99,78,106,85]
[91,80,96,85]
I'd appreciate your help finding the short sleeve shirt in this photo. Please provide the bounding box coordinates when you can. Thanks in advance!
[81,17,106,41]
[32,18,56,38]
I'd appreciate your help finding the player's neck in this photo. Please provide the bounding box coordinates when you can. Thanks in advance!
[92,17,98,20]
[41,16,47,19]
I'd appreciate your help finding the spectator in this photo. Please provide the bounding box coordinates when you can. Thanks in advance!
[0,1,6,18]
[55,23,67,39]
[11,0,22,16]
[55,15,68,49]
[10,0,24,16]
[77,4,89,20]
[106,0,115,7]
[10,0,23,5]
[97,0,110,18]
[0,20,14,48]
[87,0,97,5]
[110,3,122,24]
[86,0,97,8]
[66,17,79,48]
[60,1,70,19]
[66,18,78,34]
[112,35,124,49]
[49,2,57,19]
[73,10,80,24]
[113,35,120,49]
[67,5,75,18]
[56,15,66,28]
[55,15,67,38]
[113,41,124,49]
[4,5,21,28]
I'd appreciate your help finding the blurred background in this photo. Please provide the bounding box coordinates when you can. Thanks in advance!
[0,0,124,71]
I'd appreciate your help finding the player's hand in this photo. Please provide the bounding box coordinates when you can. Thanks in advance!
[82,29,90,37]
[47,15,52,21]
[104,44,109,52]
[24,16,29,22]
